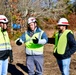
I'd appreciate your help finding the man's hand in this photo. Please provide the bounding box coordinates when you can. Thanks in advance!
[16,39,22,46]
[32,37,38,44]
[9,58,13,63]
[9,50,13,63]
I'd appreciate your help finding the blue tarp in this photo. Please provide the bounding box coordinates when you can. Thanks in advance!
[12,24,21,29]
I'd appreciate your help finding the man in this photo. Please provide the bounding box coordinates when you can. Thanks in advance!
[48,18,76,75]
[16,17,48,75]
[0,15,13,75]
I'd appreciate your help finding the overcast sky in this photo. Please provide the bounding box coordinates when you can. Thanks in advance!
[70,0,75,3]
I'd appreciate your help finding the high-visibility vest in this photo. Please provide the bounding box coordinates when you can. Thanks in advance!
[54,29,72,54]
[25,31,44,52]
[0,28,11,51]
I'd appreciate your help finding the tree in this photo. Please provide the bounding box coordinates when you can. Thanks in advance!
[0,0,73,20]
[0,0,7,14]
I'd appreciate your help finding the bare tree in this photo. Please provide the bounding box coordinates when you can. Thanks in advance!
[0,0,72,19]
[0,0,6,14]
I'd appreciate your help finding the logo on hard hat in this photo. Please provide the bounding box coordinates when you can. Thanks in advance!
[62,22,69,24]
[31,19,35,21]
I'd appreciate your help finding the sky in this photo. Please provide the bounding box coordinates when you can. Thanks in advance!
[70,0,75,3]
[31,0,75,3]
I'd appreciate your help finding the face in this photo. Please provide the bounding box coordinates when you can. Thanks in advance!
[0,22,8,29]
[57,25,66,32]
[29,22,36,31]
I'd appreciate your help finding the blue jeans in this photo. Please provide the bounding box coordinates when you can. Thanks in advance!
[26,55,43,75]
[57,58,71,75]
[0,58,8,75]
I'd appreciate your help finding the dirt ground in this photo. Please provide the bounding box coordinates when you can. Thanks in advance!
[7,30,76,75]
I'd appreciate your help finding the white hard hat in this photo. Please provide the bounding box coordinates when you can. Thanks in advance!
[0,15,8,23]
[28,17,36,24]
[57,18,69,25]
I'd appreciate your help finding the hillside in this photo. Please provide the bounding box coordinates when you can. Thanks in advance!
[0,0,76,75]
[7,29,76,75]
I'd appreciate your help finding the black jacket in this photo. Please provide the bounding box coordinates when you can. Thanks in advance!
[0,50,13,60]
[48,32,76,59]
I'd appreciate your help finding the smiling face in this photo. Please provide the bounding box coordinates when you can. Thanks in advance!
[29,22,37,31]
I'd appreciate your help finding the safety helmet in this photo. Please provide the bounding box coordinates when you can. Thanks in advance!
[0,15,8,23]
[27,17,36,24]
[57,18,69,25]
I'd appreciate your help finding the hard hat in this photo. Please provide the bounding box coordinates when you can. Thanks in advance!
[57,18,69,25]
[0,15,8,23]
[28,17,36,24]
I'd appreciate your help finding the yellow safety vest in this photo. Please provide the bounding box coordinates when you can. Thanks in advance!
[0,28,11,50]
[25,31,44,52]
[54,29,73,54]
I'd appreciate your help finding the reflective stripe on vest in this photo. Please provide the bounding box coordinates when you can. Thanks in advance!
[0,31,11,51]
[25,31,44,52]
[54,30,73,54]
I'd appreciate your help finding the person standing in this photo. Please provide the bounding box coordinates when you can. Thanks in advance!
[16,17,48,75]
[0,15,13,75]
[48,18,76,75]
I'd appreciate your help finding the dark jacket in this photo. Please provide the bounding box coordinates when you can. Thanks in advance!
[0,50,13,60]
[48,32,76,59]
